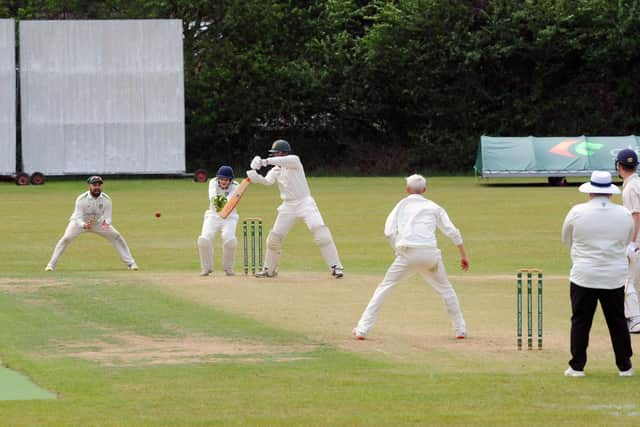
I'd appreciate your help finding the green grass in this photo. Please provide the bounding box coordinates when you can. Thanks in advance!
[1,176,583,275]
[0,176,637,426]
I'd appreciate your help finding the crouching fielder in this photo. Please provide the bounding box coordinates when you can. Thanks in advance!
[45,176,137,271]
[197,166,239,276]
[353,174,469,340]
[246,139,344,278]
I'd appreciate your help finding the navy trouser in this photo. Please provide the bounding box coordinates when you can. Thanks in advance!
[569,282,632,371]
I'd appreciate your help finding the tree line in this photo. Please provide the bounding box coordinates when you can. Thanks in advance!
[3,0,640,174]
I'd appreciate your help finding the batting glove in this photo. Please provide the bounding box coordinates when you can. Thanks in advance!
[250,156,262,170]
[246,170,260,181]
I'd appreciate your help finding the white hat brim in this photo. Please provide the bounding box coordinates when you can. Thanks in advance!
[578,182,620,194]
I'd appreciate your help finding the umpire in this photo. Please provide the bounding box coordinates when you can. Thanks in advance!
[561,171,634,377]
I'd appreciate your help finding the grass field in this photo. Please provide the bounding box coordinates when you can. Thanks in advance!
[1,176,639,426]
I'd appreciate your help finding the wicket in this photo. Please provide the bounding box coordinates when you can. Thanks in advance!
[516,268,543,350]
[242,218,263,275]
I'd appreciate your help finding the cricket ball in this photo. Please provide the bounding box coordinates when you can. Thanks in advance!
[155,211,161,218]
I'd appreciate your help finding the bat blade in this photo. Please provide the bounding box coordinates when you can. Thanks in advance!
[219,177,251,219]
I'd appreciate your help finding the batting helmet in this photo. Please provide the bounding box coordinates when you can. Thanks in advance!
[216,165,234,179]
[616,149,639,168]
[268,139,291,154]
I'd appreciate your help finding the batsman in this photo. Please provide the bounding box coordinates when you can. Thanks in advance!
[246,139,344,278]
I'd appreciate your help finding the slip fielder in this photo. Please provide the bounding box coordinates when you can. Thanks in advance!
[45,176,138,271]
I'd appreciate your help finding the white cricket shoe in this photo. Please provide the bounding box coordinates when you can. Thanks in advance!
[455,330,467,339]
[619,368,634,377]
[255,269,277,278]
[44,265,54,272]
[564,367,586,377]
[224,270,235,276]
[331,265,344,279]
[628,319,640,334]
[200,269,212,276]
[128,263,139,271]
[352,328,365,340]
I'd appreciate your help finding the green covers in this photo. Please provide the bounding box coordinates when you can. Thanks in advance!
[475,135,640,177]
[0,367,56,400]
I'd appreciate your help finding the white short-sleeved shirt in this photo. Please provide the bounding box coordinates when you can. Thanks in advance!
[384,194,463,250]
[623,174,640,242]
[561,197,633,289]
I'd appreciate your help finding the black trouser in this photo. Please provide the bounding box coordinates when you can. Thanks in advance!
[569,282,632,371]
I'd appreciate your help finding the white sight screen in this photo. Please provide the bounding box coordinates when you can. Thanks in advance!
[0,19,15,175]
[20,20,185,175]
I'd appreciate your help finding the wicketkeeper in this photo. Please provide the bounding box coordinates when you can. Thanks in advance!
[246,139,344,278]
[197,165,240,276]
[45,176,138,271]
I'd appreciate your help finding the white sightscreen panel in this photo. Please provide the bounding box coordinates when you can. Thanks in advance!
[20,20,185,175]
[0,20,16,175]
[144,123,185,172]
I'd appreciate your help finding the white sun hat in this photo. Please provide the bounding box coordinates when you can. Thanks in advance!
[578,170,620,194]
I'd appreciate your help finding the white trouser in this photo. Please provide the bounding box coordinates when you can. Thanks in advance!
[264,197,342,273]
[625,250,640,321]
[356,247,465,336]
[47,222,136,268]
[198,211,238,272]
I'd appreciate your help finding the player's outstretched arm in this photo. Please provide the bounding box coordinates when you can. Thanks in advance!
[246,169,278,185]
[457,244,469,271]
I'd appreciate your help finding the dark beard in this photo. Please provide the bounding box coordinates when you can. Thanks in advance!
[90,189,101,197]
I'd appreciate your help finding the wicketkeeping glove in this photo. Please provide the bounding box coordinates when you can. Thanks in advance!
[213,194,228,212]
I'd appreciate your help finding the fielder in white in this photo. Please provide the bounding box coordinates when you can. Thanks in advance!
[353,174,469,340]
[615,148,640,333]
[245,139,344,278]
[197,165,239,276]
[45,176,138,271]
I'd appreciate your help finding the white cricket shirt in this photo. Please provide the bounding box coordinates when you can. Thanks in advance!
[562,197,633,289]
[69,191,113,228]
[262,155,312,202]
[208,179,239,217]
[623,174,640,243]
[384,194,463,250]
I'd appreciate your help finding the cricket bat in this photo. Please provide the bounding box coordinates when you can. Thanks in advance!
[219,177,251,219]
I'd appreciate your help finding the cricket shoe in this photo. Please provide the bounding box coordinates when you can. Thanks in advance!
[224,270,235,277]
[255,269,277,278]
[455,331,467,339]
[128,263,139,271]
[619,368,634,377]
[564,367,586,377]
[352,328,365,340]
[200,269,212,276]
[44,265,54,272]
[628,319,640,334]
[331,265,344,279]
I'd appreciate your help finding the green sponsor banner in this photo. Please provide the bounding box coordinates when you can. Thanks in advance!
[475,135,640,177]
